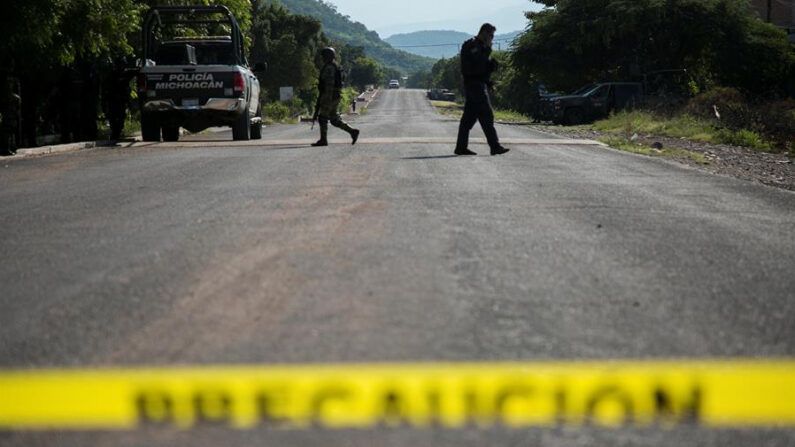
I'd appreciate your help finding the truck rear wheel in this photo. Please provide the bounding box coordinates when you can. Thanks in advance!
[162,126,180,142]
[141,114,160,142]
[232,112,250,141]
[250,106,262,140]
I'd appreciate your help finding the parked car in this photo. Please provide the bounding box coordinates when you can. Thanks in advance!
[547,82,644,125]
[427,88,456,101]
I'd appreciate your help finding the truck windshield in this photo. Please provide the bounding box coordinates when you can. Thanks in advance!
[193,42,236,65]
[155,41,235,65]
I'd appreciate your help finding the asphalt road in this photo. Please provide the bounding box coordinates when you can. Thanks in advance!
[1,89,793,446]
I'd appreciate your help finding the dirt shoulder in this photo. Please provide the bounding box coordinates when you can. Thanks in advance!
[535,125,795,192]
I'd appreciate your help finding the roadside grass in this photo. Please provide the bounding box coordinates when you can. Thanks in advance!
[594,110,773,151]
[494,109,532,122]
[431,100,462,117]
[123,116,141,137]
[431,100,532,122]
[598,136,708,164]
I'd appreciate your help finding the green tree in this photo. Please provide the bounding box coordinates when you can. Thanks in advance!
[512,0,793,96]
[135,0,252,48]
[348,57,384,90]
[407,70,434,89]
[430,57,462,93]
[250,1,324,105]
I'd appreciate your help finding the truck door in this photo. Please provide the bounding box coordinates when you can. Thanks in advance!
[589,85,612,119]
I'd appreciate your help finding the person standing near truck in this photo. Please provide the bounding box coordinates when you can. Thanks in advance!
[454,23,509,156]
[104,56,134,140]
[312,47,360,147]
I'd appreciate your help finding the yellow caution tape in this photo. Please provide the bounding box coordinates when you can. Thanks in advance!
[1,360,794,430]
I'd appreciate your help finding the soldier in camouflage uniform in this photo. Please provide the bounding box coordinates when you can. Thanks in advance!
[312,47,360,147]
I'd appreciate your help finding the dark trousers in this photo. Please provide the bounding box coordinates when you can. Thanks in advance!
[456,83,500,150]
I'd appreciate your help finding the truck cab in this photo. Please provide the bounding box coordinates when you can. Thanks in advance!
[549,83,643,125]
[137,6,263,142]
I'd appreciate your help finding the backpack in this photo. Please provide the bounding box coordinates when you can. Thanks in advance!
[333,63,344,90]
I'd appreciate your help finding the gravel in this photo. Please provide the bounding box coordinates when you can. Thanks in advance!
[535,125,795,192]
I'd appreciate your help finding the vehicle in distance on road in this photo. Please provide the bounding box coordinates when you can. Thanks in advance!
[137,5,264,142]
[388,80,400,89]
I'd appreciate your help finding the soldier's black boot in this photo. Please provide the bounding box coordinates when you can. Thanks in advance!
[313,121,329,146]
[490,146,510,156]
[351,129,360,145]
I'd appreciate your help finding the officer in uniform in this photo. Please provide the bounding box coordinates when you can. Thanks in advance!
[312,47,360,147]
[104,57,134,140]
[454,23,509,156]
[0,75,21,155]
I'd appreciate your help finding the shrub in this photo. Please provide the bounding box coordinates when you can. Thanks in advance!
[263,101,291,123]
[685,87,793,150]
[595,110,714,142]
[685,87,756,130]
[338,87,359,115]
[715,129,772,151]
[759,98,795,150]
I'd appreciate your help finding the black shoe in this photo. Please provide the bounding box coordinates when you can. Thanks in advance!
[491,146,510,156]
[311,139,328,147]
[351,129,360,145]
[454,147,477,156]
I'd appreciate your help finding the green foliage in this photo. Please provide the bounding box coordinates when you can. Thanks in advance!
[595,110,715,141]
[262,101,292,123]
[686,87,795,150]
[407,70,434,89]
[0,0,142,72]
[338,87,358,115]
[715,129,772,151]
[250,1,323,106]
[594,108,786,152]
[348,57,384,90]
[430,57,462,93]
[516,0,793,95]
[268,0,434,74]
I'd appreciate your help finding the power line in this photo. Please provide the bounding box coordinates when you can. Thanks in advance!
[391,37,516,49]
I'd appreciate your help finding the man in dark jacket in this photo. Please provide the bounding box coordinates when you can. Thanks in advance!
[454,23,509,156]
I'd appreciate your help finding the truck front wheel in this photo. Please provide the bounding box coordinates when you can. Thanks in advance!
[564,108,585,126]
[162,126,180,142]
[141,113,160,142]
[232,112,250,141]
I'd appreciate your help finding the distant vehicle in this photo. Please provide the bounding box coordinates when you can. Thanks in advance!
[137,5,264,142]
[426,88,456,101]
[545,82,644,125]
[537,70,693,125]
[388,80,400,89]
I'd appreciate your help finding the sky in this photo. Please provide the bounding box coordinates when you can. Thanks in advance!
[325,0,543,38]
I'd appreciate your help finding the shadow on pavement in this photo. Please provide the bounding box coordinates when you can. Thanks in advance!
[401,155,459,160]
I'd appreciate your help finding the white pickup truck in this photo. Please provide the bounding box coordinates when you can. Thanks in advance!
[137,6,264,142]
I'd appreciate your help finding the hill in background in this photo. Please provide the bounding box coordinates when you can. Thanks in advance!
[385,30,523,59]
[267,0,434,74]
